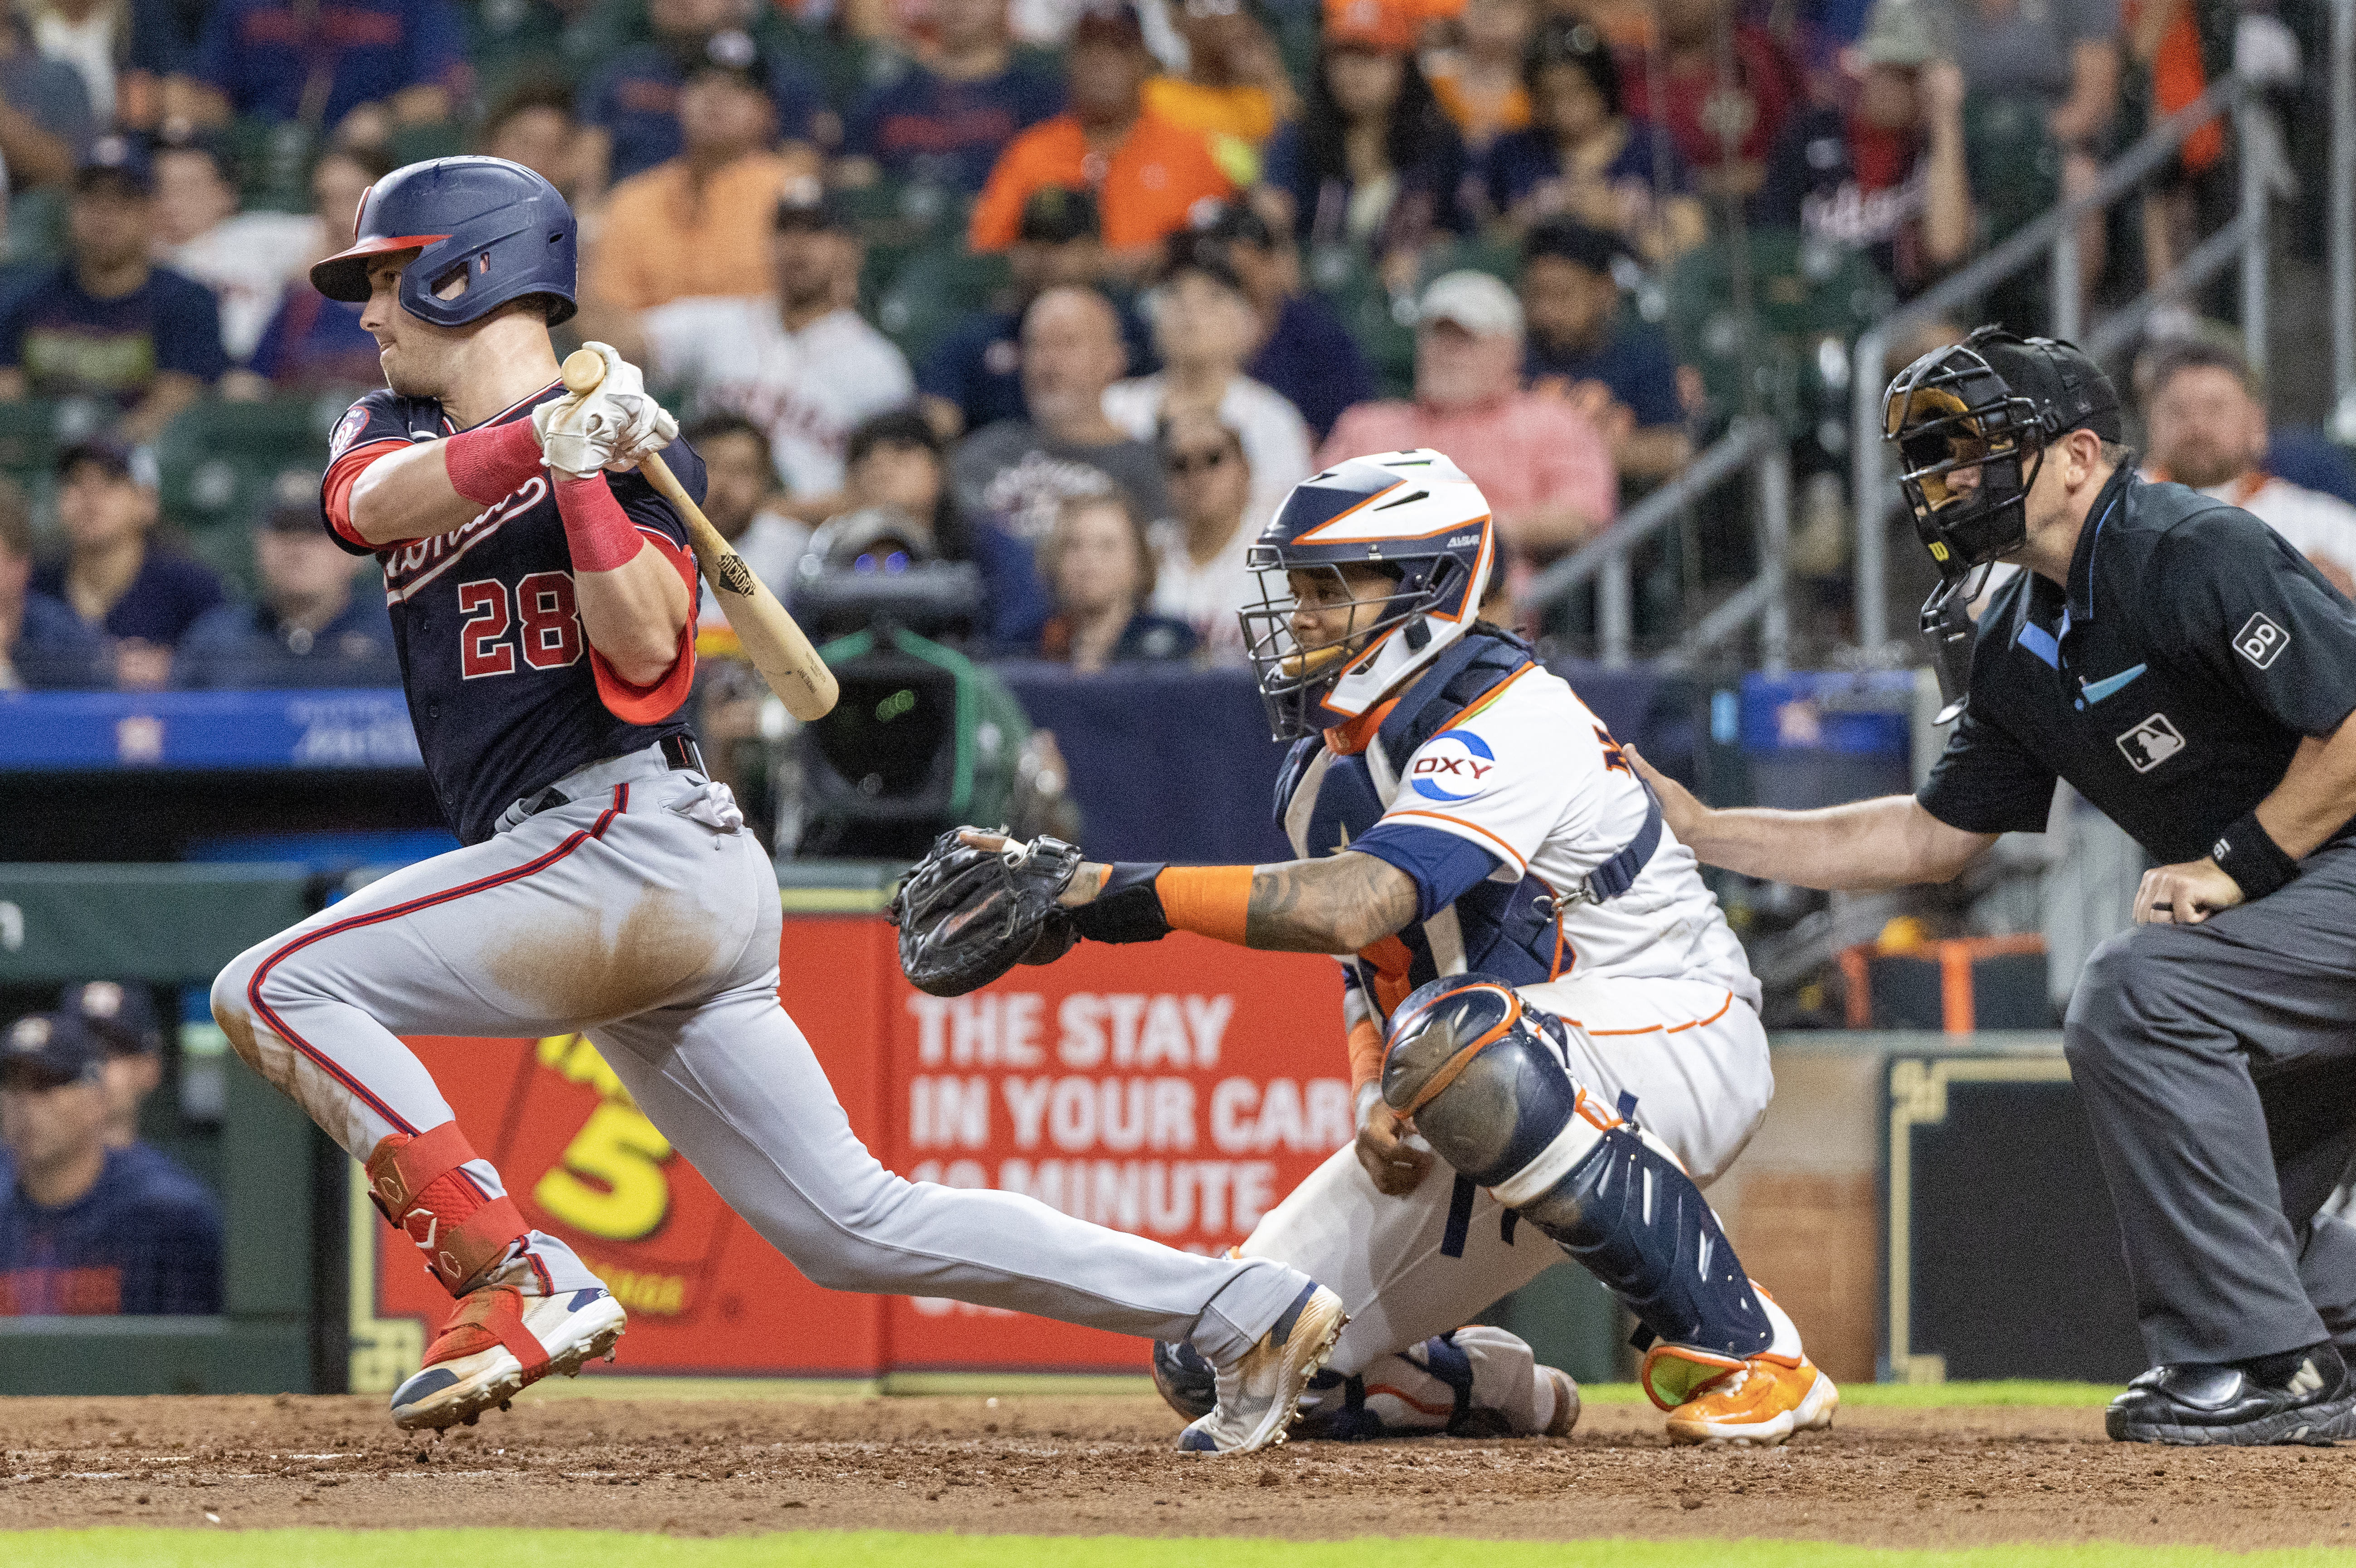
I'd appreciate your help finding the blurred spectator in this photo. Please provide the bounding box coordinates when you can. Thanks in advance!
[479,78,594,204]
[1426,0,1535,154]
[32,437,222,689]
[1616,0,1802,199]
[183,0,468,145]
[585,44,813,311]
[579,0,823,189]
[1035,490,1195,668]
[1754,3,1972,295]
[838,0,1065,195]
[57,981,165,1153]
[2143,339,2356,597]
[0,143,226,441]
[1185,199,1373,440]
[1151,404,1255,663]
[0,11,94,187]
[599,181,914,516]
[1144,0,1296,168]
[172,493,401,689]
[1261,0,1470,280]
[237,146,395,397]
[122,0,204,131]
[0,475,107,690]
[1482,17,1702,258]
[969,1,1236,269]
[952,284,1171,547]
[684,412,808,619]
[23,0,120,125]
[919,185,1150,438]
[1321,270,1614,604]
[0,1012,223,1316]
[1518,218,1689,483]
[152,139,319,366]
[1104,249,1309,530]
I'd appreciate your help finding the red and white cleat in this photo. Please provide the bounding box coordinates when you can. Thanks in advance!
[389,1284,627,1431]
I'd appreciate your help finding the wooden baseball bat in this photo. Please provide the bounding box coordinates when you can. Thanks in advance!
[560,348,837,721]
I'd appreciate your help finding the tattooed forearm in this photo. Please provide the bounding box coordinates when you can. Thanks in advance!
[1245,852,1419,952]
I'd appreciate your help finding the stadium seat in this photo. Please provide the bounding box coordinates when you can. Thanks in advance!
[869,245,1010,365]
[153,401,330,538]
[1663,227,1892,435]
[1306,244,1417,398]
[224,117,317,214]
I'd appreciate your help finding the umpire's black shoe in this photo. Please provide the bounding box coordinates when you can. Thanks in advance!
[2106,1342,2355,1446]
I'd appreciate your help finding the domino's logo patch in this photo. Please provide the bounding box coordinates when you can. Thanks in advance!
[2235,611,2289,669]
[1409,729,1497,802]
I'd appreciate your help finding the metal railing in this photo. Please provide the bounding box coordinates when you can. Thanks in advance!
[1848,74,2268,653]
[1522,416,1792,673]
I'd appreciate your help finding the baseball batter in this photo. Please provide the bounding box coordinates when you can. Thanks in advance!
[912,451,1835,1446]
[207,156,1343,1448]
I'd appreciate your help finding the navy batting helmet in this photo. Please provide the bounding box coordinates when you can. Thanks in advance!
[310,156,578,329]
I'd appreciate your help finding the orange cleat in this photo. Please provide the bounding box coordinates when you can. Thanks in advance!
[1658,1350,1839,1447]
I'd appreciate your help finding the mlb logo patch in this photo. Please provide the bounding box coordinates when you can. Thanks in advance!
[2235,612,2289,669]
[2116,714,2187,773]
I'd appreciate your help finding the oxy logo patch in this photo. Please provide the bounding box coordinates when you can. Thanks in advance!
[1409,728,1497,802]
[2117,713,2187,773]
[2236,611,2289,670]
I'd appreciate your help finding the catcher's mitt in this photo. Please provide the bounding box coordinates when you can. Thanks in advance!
[889,829,1085,997]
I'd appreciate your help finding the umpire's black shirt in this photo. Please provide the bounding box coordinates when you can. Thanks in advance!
[1918,466,2356,864]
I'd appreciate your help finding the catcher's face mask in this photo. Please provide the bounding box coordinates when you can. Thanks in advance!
[1882,341,2045,578]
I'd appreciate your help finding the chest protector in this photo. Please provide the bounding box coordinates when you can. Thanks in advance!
[1274,631,1662,1013]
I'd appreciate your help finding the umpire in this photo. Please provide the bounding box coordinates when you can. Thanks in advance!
[1631,326,2356,1445]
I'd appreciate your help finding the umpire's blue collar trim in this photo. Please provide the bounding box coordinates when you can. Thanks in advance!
[2064,467,2135,623]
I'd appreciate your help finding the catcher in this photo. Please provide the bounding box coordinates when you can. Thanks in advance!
[895,449,1835,1446]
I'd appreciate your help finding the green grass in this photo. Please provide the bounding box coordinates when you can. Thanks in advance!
[11,1535,2356,1568]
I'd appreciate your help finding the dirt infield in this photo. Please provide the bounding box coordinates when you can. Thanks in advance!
[6,1393,2356,1549]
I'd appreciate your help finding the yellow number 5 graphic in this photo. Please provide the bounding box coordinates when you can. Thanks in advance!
[535,1100,677,1242]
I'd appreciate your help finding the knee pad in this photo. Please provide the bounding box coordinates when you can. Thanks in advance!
[1382,975,1771,1373]
[366,1121,531,1295]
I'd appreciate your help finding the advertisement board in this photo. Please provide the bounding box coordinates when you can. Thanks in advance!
[358,918,1347,1384]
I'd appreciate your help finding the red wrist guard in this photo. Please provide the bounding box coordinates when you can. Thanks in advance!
[442,417,543,507]
[554,474,644,573]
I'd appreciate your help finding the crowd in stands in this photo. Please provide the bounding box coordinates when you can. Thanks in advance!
[0,0,2336,698]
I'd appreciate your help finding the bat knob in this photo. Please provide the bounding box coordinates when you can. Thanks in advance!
[560,347,606,397]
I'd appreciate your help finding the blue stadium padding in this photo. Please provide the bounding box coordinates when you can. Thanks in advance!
[0,689,422,769]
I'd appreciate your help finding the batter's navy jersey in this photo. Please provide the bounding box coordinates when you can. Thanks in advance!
[1919,468,2356,864]
[320,384,708,844]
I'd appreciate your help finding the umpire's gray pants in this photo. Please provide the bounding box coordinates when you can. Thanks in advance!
[2064,839,2356,1367]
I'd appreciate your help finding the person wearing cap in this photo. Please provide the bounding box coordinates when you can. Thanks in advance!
[1319,268,1614,605]
[57,981,167,1153]
[969,0,1235,268]
[1480,17,1701,259]
[30,437,224,689]
[0,1011,224,1316]
[579,0,825,190]
[1519,218,1690,484]
[1260,0,1470,275]
[171,480,402,689]
[0,472,107,690]
[152,137,320,366]
[582,42,818,312]
[590,179,914,519]
[1182,200,1373,442]
[179,0,467,146]
[1753,0,1972,297]
[0,141,227,442]
[1103,248,1309,533]
[1647,327,2356,1444]
[838,0,1066,197]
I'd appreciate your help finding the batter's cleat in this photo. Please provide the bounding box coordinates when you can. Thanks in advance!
[1540,1364,1582,1437]
[1658,1351,1839,1448]
[1177,1283,1347,1454]
[1152,1338,1218,1422]
[2106,1344,2355,1446]
[389,1285,627,1432]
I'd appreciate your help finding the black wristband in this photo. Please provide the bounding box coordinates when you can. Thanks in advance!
[2211,811,2298,901]
[1066,861,1172,943]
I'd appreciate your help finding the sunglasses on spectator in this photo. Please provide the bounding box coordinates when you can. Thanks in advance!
[1164,446,1233,475]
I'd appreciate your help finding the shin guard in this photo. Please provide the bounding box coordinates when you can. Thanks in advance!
[365,1122,531,1295]
[1382,975,1772,1401]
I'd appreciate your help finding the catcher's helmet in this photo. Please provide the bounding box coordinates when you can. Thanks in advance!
[1240,449,1496,741]
[1881,325,2121,577]
[310,156,578,329]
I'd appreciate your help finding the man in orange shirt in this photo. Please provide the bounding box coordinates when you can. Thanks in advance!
[585,40,816,311]
[969,0,1234,272]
